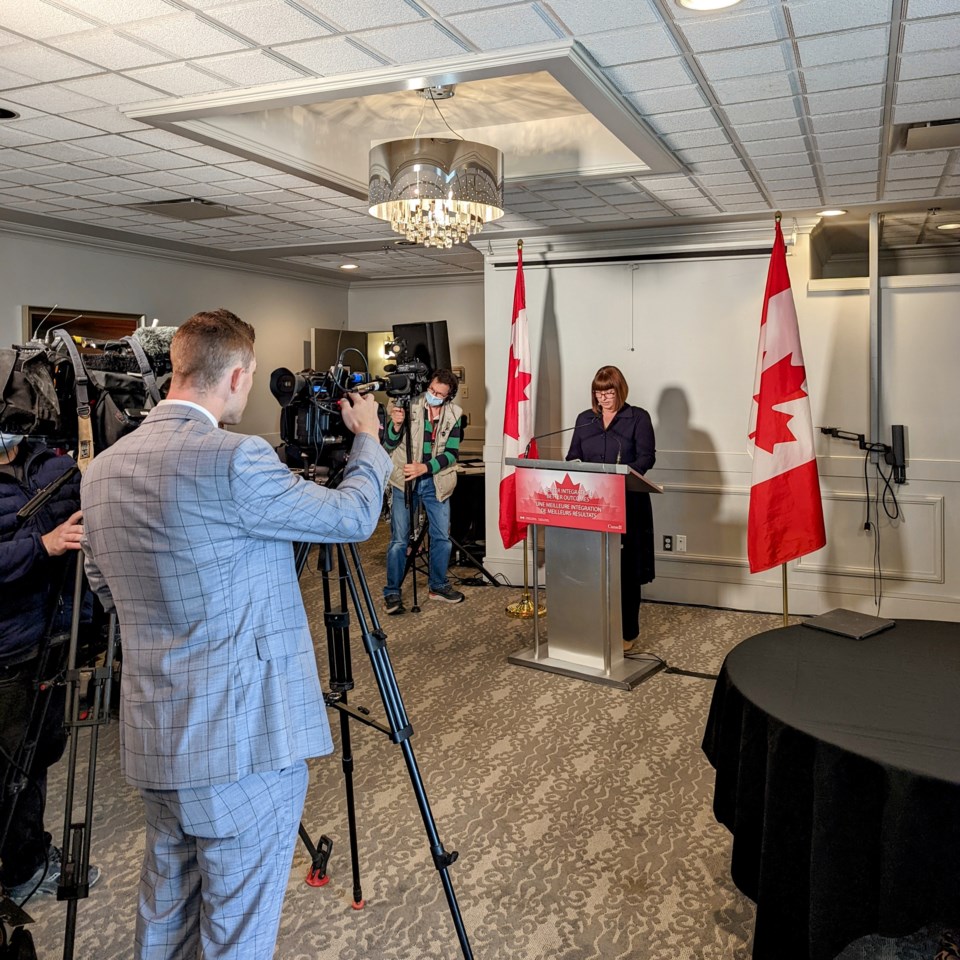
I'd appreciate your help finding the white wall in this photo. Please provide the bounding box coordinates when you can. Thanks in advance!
[348,277,485,449]
[0,227,348,439]
[481,228,960,621]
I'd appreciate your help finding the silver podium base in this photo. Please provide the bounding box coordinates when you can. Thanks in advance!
[507,646,665,690]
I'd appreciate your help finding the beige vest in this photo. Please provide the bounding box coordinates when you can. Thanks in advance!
[387,394,463,503]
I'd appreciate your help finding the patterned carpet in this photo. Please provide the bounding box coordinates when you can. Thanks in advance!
[19,528,945,959]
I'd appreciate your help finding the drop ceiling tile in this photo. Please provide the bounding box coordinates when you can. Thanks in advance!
[893,98,960,123]
[906,0,960,15]
[677,144,739,162]
[258,173,316,189]
[4,84,104,114]
[0,148,57,168]
[31,160,102,179]
[63,106,146,133]
[733,117,805,141]
[59,73,166,104]
[581,24,677,66]
[883,185,943,199]
[360,22,468,64]
[805,85,885,116]
[0,66,33,89]
[122,14,250,58]
[696,43,790,82]
[687,159,747,175]
[73,133,157,155]
[124,62,235,96]
[744,135,808,156]
[0,44,97,83]
[887,150,950,168]
[626,86,707,115]
[801,57,887,92]
[78,157,153,175]
[821,158,879,174]
[897,49,960,81]
[676,9,781,52]
[22,141,105,162]
[0,127,51,148]
[204,0,331,45]
[785,0,892,35]
[797,26,888,67]
[536,0,658,33]
[128,170,194,187]
[819,144,881,163]
[768,188,821,200]
[48,29,174,70]
[274,36,386,75]
[57,0,181,23]
[750,151,811,169]
[448,6,561,48]
[722,97,799,125]
[815,128,881,149]
[822,171,879,185]
[759,165,817,182]
[711,72,797,103]
[132,151,201,171]
[0,2,96,39]
[607,59,693,94]
[895,76,960,104]
[297,0,424,31]
[902,15,960,52]
[648,108,721,135]
[174,165,242,183]
[7,114,103,140]
[664,127,730,149]
[810,108,882,134]
[0,167,59,186]
[202,50,309,84]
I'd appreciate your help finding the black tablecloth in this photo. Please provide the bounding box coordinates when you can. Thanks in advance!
[702,619,960,960]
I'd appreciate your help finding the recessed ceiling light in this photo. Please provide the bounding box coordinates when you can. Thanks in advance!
[339,263,359,270]
[817,209,847,217]
[0,107,20,121]
[676,0,744,10]
[937,222,960,231]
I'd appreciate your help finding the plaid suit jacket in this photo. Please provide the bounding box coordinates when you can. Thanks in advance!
[80,403,391,790]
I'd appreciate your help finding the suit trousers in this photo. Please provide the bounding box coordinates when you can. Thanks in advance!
[136,762,309,960]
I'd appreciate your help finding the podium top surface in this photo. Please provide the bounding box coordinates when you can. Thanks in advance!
[505,457,663,493]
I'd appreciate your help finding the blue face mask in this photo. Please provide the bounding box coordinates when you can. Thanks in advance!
[425,392,445,407]
[0,432,24,455]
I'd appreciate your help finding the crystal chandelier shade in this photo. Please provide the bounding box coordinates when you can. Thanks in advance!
[368,137,504,249]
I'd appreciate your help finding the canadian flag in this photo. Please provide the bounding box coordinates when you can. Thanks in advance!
[747,220,826,573]
[499,244,538,549]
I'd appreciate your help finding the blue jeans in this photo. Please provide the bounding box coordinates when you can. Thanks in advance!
[385,477,452,595]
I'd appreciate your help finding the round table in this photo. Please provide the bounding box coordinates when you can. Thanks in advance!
[702,619,960,960]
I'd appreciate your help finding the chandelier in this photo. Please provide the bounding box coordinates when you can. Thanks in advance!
[367,89,504,249]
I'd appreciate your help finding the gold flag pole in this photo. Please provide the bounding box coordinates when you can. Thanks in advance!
[506,531,546,618]
[781,562,789,627]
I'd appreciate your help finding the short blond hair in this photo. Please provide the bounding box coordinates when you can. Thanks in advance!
[171,309,255,391]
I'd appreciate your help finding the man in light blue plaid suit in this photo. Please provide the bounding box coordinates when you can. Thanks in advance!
[81,310,391,959]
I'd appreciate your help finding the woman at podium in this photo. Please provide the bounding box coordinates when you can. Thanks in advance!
[566,365,656,651]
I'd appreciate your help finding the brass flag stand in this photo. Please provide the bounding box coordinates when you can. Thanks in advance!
[505,533,546,619]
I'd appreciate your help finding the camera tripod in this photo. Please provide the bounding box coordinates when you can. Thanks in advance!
[1,469,116,960]
[293,538,473,960]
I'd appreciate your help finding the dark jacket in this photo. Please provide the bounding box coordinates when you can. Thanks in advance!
[567,404,657,585]
[0,440,82,663]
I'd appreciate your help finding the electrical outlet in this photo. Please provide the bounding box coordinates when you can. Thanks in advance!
[676,534,687,553]
[662,534,673,552]
[460,385,469,399]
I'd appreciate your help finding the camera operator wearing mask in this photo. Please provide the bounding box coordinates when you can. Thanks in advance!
[80,309,391,960]
[0,431,100,903]
[382,369,464,614]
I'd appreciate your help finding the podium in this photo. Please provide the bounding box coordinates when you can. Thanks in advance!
[505,458,664,690]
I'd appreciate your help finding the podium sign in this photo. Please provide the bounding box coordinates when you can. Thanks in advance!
[515,467,626,533]
[504,457,664,691]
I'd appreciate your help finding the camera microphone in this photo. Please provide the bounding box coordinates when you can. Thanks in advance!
[352,374,410,396]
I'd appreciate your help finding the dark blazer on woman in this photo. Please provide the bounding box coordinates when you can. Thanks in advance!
[566,404,656,639]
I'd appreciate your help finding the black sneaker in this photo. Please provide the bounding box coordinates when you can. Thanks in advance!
[429,585,465,604]
[6,846,101,902]
[384,594,404,615]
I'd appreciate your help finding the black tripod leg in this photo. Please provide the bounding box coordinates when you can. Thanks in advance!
[448,534,500,587]
[342,544,473,959]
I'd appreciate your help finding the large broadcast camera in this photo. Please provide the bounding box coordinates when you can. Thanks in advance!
[269,342,430,476]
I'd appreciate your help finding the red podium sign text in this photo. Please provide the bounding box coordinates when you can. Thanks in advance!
[515,467,626,532]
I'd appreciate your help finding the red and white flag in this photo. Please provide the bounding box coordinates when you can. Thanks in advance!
[747,220,826,573]
[499,243,538,549]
